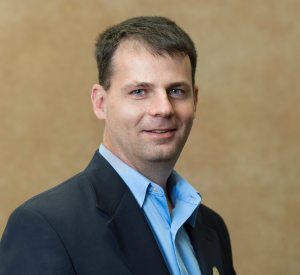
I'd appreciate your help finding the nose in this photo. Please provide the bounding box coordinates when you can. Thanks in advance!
[148,90,174,117]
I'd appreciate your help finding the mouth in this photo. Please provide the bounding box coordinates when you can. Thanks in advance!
[144,129,176,137]
[147,130,174,133]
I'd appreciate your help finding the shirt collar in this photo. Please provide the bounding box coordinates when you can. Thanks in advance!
[168,170,201,227]
[99,144,150,207]
[99,144,201,226]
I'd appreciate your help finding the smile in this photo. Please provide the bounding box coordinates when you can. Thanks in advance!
[144,129,176,137]
[150,130,171,133]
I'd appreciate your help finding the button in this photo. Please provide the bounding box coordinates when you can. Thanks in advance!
[152,186,158,192]
[212,266,219,275]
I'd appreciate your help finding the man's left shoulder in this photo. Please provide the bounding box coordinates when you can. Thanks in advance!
[198,204,232,238]
[199,204,228,227]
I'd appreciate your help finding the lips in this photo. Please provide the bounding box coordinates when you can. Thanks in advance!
[145,129,176,133]
[143,128,177,138]
[149,130,172,133]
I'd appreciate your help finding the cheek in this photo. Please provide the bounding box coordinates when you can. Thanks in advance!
[107,100,145,130]
[174,102,195,124]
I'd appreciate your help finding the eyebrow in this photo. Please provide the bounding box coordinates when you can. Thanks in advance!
[121,81,191,91]
[121,82,155,92]
[167,81,191,90]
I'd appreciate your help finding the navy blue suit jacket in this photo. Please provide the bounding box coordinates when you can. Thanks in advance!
[0,151,236,275]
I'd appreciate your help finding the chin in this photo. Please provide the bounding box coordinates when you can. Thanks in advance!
[143,148,181,164]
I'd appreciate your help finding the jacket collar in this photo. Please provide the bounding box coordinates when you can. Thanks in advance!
[185,213,224,275]
[85,151,170,275]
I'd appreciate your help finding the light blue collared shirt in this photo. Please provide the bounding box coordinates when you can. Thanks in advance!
[100,144,202,275]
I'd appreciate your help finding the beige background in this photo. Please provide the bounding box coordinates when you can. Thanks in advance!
[0,0,299,274]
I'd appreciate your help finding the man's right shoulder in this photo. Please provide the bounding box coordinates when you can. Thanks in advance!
[20,171,87,206]
[13,170,96,224]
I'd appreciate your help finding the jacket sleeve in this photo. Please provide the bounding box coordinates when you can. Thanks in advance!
[0,207,76,275]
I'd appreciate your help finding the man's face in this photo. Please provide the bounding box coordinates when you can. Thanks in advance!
[93,41,198,170]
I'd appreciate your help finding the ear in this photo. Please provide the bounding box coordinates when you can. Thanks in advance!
[91,84,107,120]
[193,85,199,119]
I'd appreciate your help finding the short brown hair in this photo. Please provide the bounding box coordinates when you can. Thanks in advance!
[95,16,197,90]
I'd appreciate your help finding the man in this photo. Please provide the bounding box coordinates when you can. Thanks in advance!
[0,16,236,275]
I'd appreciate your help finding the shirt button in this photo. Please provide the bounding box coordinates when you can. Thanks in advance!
[152,186,158,192]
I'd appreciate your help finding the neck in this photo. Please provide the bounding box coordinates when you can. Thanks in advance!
[103,132,181,192]
[103,145,176,193]
[131,160,175,192]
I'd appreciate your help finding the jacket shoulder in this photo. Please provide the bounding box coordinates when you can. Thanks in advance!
[199,204,227,228]
[16,171,96,223]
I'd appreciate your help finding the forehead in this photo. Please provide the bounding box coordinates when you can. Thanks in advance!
[109,40,192,86]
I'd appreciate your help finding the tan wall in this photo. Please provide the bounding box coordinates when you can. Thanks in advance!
[0,0,299,274]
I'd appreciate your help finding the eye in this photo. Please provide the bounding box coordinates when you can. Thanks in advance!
[170,89,183,95]
[132,89,145,95]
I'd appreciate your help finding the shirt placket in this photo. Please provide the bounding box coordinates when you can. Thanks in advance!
[149,187,184,275]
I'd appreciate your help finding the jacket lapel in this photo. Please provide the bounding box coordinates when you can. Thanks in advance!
[186,213,224,275]
[86,151,169,275]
